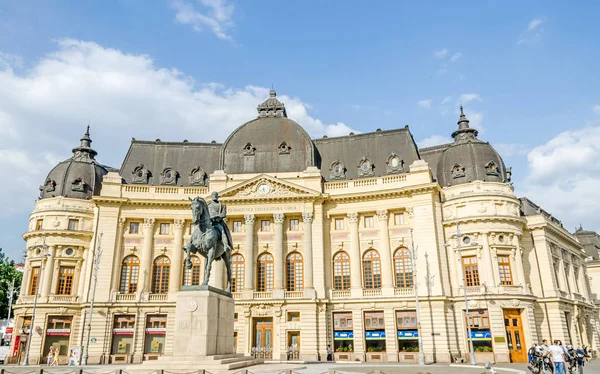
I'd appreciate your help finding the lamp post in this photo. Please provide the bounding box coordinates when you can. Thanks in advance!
[22,236,49,366]
[81,232,103,366]
[409,228,426,365]
[6,277,17,323]
[455,223,476,365]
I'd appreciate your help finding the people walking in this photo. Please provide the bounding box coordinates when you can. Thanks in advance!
[327,345,333,361]
[51,347,59,366]
[46,347,53,366]
[549,340,565,374]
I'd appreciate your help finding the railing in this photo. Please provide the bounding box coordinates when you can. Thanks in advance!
[115,293,136,301]
[394,287,415,296]
[284,291,303,299]
[251,346,273,360]
[363,288,382,297]
[324,174,408,192]
[148,293,168,301]
[49,295,78,303]
[253,291,273,299]
[232,292,241,299]
[331,290,351,299]
[122,185,208,199]
[464,286,483,294]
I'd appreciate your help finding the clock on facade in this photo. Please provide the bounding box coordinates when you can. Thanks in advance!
[257,183,271,195]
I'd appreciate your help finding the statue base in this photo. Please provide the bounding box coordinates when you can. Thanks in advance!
[134,287,261,370]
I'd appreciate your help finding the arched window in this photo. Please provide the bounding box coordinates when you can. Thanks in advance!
[182,256,202,286]
[120,256,140,294]
[152,256,171,294]
[257,253,274,292]
[286,252,303,291]
[394,248,413,288]
[231,254,245,292]
[333,251,351,290]
[363,249,381,289]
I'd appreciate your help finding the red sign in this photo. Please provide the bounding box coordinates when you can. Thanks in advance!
[12,336,20,357]
[112,328,135,335]
[5,327,13,334]
[46,329,71,336]
[145,328,166,335]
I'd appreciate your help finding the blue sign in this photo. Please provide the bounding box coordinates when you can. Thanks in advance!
[397,330,419,339]
[469,330,492,341]
[365,331,386,340]
[334,331,354,340]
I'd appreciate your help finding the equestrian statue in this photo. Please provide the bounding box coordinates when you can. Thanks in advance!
[183,192,234,292]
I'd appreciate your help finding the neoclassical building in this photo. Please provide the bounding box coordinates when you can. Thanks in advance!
[11,91,600,365]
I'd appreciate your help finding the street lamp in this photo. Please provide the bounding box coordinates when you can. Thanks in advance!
[409,228,426,365]
[81,232,103,366]
[22,236,49,366]
[454,223,476,366]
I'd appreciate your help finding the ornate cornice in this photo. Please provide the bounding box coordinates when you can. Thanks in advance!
[327,183,440,203]
[23,230,94,241]
[442,215,525,227]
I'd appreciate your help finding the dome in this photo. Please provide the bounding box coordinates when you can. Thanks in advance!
[437,107,508,186]
[39,127,108,200]
[220,90,316,174]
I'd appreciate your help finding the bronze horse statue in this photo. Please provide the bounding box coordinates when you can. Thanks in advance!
[183,197,233,292]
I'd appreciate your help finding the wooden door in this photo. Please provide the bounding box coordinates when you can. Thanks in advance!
[253,318,273,349]
[503,309,527,363]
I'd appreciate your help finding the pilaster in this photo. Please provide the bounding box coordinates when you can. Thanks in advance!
[170,218,185,292]
[348,213,362,298]
[273,213,285,297]
[302,212,315,296]
[142,218,156,292]
[242,214,255,299]
[377,209,394,296]
[40,245,56,300]
[110,218,126,292]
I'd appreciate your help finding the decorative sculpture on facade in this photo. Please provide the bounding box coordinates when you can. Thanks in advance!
[183,193,234,292]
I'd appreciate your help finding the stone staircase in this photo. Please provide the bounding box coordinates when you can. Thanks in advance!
[127,353,263,371]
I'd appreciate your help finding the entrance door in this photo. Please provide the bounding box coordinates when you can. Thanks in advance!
[253,318,273,350]
[503,309,527,363]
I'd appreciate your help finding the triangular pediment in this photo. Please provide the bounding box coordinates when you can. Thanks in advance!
[219,174,321,199]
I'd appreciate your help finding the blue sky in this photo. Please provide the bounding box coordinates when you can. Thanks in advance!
[1,0,600,260]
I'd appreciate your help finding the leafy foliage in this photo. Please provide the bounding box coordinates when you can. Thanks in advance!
[0,248,23,318]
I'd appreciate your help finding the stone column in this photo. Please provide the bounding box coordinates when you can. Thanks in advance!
[302,213,314,294]
[141,218,155,292]
[273,213,285,294]
[480,233,496,291]
[376,209,394,294]
[243,214,255,297]
[170,218,185,293]
[41,245,56,299]
[348,213,362,297]
[110,218,126,292]
[77,248,89,298]
[513,238,528,293]
[21,262,31,297]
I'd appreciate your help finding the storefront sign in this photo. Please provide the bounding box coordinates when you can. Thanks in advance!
[333,331,354,340]
[145,328,166,335]
[46,329,71,336]
[469,330,492,341]
[12,336,20,357]
[112,328,135,335]
[397,330,419,339]
[365,331,386,340]
[5,327,13,334]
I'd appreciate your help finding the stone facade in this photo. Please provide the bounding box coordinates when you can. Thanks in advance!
[11,93,600,365]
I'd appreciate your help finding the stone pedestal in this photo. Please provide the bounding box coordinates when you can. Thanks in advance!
[174,286,234,356]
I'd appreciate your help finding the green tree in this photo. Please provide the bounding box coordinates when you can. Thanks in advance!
[0,248,23,319]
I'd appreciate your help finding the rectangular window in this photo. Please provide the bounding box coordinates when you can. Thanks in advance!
[552,257,561,288]
[159,223,170,235]
[287,312,300,322]
[573,266,580,292]
[233,220,242,233]
[462,256,480,287]
[467,310,490,328]
[35,219,43,231]
[564,263,572,292]
[394,213,405,226]
[29,267,40,295]
[68,219,79,231]
[396,311,417,329]
[56,266,75,295]
[497,255,513,285]
[335,218,345,231]
[112,315,135,355]
[333,312,353,330]
[290,219,299,231]
[144,315,167,354]
[364,216,374,228]
[364,311,385,330]
[44,316,73,356]
[129,222,139,234]
[261,220,271,232]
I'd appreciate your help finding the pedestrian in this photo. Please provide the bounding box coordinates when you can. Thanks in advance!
[327,345,333,361]
[51,347,59,366]
[46,346,53,366]
[549,339,565,374]
[528,343,537,364]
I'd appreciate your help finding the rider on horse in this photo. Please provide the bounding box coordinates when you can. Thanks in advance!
[208,191,233,253]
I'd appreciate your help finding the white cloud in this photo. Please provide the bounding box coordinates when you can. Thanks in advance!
[418,99,432,109]
[418,135,453,149]
[518,127,600,233]
[171,0,235,40]
[449,52,462,63]
[495,143,530,157]
[460,94,482,103]
[440,96,452,105]
[593,105,600,114]
[465,110,484,133]
[528,18,543,30]
[0,39,357,257]
[433,49,448,59]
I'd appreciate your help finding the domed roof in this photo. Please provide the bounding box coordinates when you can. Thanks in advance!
[39,127,108,200]
[437,107,508,186]
[220,90,316,174]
